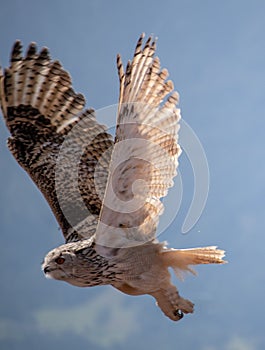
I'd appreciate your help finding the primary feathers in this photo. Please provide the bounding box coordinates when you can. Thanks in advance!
[0,34,225,321]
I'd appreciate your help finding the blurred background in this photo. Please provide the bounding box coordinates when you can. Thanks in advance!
[0,1,264,349]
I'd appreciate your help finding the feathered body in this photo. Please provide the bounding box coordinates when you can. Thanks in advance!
[0,34,226,321]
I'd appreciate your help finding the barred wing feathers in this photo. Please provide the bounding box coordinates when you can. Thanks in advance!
[0,41,113,242]
[96,34,181,250]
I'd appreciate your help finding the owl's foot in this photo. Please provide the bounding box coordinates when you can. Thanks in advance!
[150,286,194,321]
[175,296,194,314]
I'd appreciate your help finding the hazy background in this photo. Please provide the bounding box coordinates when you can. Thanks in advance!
[0,1,264,349]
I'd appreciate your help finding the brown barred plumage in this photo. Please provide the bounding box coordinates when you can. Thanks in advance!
[0,34,226,321]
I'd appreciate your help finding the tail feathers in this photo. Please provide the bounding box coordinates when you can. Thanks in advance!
[162,246,226,280]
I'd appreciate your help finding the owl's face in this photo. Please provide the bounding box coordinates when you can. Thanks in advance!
[42,245,77,283]
[41,239,105,287]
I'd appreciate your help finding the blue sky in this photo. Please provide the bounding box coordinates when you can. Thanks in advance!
[0,1,265,349]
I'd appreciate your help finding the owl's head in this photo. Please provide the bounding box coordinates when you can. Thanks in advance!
[41,239,97,287]
[42,244,77,281]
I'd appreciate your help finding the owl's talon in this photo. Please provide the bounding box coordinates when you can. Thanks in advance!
[173,309,184,320]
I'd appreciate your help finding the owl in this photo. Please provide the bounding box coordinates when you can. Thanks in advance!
[0,34,225,321]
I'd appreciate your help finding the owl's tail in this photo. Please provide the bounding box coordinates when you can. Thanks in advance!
[161,246,226,280]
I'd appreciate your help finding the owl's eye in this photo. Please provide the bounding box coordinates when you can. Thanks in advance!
[55,257,65,265]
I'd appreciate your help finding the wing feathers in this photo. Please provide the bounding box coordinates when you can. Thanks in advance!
[0,41,113,242]
[95,35,181,251]
[1,36,180,248]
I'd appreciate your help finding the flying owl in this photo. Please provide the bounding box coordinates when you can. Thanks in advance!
[0,34,225,321]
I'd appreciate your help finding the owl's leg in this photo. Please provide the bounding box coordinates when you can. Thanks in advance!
[113,282,145,296]
[149,285,194,321]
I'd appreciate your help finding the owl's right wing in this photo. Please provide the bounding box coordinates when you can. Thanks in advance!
[95,34,181,252]
[0,41,113,242]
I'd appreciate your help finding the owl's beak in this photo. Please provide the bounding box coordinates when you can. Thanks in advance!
[43,266,51,274]
[42,265,54,280]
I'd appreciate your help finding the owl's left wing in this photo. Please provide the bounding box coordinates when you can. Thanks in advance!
[95,34,181,252]
[0,42,113,242]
